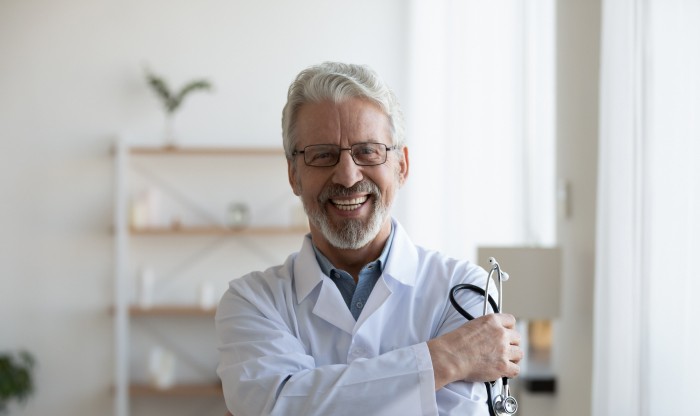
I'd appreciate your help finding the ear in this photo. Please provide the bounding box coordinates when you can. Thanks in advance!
[288,159,301,196]
[397,145,410,187]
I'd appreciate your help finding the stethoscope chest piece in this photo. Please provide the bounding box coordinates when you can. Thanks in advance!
[494,394,518,415]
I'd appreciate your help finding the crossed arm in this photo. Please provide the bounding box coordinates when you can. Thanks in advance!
[221,314,521,416]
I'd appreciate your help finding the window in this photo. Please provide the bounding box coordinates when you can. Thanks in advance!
[403,0,556,258]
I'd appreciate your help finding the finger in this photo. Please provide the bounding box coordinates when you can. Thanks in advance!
[509,330,521,346]
[505,361,521,379]
[496,313,517,328]
[508,344,524,364]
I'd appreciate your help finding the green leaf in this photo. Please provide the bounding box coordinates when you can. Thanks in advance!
[145,69,213,114]
[171,79,212,112]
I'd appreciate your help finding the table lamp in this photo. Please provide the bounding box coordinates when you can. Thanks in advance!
[477,246,562,393]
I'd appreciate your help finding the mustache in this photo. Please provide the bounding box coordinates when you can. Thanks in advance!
[318,180,380,202]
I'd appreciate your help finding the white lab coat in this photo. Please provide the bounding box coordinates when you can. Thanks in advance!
[216,219,494,415]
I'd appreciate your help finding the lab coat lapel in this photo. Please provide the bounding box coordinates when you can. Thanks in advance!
[293,235,355,335]
[315,280,355,334]
[355,275,392,329]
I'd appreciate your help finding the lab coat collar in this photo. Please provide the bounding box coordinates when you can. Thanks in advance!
[293,218,419,303]
[382,218,419,287]
[294,235,326,303]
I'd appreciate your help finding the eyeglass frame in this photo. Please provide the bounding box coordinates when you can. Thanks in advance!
[291,142,400,167]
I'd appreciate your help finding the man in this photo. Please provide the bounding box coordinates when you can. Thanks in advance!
[216,62,522,415]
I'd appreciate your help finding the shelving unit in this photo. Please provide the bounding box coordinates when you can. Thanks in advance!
[113,140,306,416]
[128,306,217,317]
[129,383,223,397]
[129,224,307,236]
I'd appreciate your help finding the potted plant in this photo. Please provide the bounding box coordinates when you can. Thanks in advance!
[0,350,35,413]
[145,69,213,147]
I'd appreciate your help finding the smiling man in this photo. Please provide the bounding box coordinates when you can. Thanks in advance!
[216,62,522,416]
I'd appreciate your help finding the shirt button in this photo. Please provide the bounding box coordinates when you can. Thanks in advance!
[355,301,364,309]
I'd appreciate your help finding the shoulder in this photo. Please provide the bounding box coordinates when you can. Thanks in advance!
[219,252,298,318]
[230,254,295,294]
[414,244,486,286]
[386,219,487,288]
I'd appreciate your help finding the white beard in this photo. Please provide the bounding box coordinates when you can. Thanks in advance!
[302,180,389,250]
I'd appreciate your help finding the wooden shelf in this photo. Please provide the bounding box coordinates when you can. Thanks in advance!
[128,145,284,156]
[129,225,308,236]
[128,305,216,317]
[129,382,222,397]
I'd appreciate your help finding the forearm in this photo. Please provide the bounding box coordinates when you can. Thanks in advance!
[218,344,436,416]
[427,337,463,391]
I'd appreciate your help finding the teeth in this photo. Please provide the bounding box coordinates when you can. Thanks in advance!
[331,196,368,210]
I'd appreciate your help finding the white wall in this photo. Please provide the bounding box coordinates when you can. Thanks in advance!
[0,1,406,415]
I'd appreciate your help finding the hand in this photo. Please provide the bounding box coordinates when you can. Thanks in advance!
[427,313,523,390]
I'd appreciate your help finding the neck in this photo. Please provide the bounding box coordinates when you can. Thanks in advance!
[311,219,392,281]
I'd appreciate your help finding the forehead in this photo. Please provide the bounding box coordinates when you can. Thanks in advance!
[294,98,392,146]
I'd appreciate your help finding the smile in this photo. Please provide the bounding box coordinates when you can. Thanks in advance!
[330,195,369,211]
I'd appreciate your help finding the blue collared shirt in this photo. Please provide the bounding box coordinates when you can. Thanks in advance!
[312,224,395,320]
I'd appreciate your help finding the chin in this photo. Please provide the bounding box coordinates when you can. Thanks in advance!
[314,211,388,250]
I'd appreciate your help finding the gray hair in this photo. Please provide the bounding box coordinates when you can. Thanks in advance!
[281,62,405,159]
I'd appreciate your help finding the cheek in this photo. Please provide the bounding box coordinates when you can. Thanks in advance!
[289,165,300,195]
[290,167,306,196]
[295,172,324,202]
[294,175,302,195]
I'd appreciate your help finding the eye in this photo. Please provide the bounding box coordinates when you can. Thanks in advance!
[355,144,380,156]
[310,151,333,162]
[305,145,339,165]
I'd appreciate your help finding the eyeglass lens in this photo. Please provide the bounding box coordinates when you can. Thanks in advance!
[303,143,389,166]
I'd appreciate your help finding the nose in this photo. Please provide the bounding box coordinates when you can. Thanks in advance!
[332,149,363,188]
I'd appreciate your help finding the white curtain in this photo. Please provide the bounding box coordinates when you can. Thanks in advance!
[403,0,555,259]
[593,0,700,414]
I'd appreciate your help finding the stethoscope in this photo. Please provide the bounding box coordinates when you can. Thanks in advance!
[449,257,518,416]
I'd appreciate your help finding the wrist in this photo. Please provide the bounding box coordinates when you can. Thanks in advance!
[427,338,461,391]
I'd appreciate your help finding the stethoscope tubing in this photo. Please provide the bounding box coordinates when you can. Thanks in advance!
[449,265,515,416]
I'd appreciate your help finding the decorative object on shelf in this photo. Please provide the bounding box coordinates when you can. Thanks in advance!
[226,202,250,229]
[145,69,213,147]
[138,267,156,309]
[130,188,165,228]
[0,350,35,414]
[148,346,176,390]
[130,188,163,229]
[199,281,217,310]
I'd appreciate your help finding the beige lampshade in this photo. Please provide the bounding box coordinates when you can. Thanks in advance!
[477,246,561,319]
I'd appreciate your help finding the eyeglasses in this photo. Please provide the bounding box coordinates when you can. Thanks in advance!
[292,142,398,167]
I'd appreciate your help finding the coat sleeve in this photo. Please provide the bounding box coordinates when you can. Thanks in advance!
[215,275,439,416]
